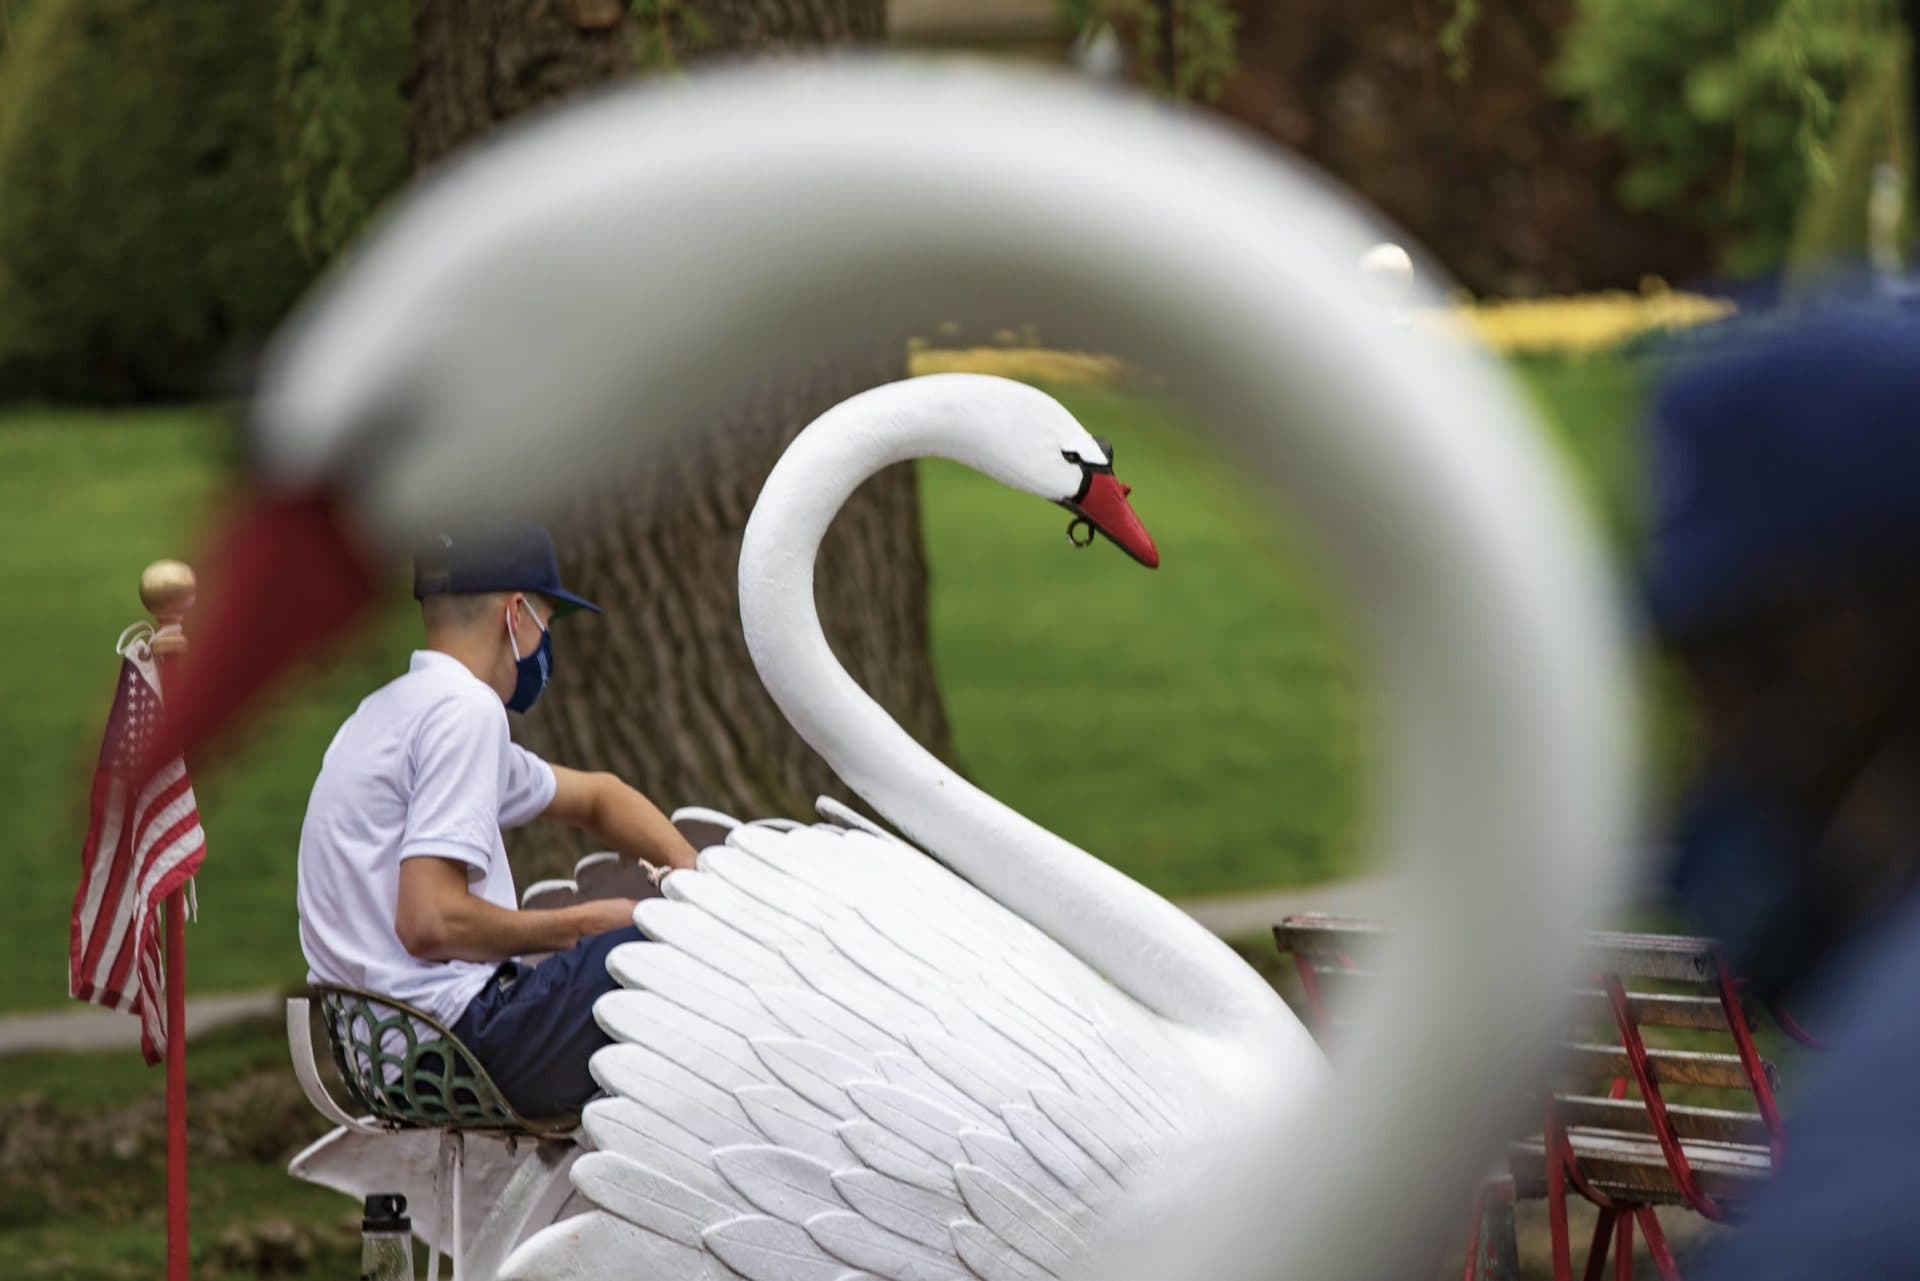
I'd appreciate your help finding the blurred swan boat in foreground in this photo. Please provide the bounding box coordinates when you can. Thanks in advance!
[165,58,1636,1281]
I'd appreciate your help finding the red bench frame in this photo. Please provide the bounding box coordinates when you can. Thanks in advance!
[1275,915,1793,1281]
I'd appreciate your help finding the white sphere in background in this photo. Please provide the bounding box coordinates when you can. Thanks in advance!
[1361,241,1415,307]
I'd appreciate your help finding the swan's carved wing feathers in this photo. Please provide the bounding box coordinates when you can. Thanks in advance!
[595,991,769,1094]
[667,869,829,955]
[875,1050,998,1129]
[951,1222,1054,1281]
[805,1210,971,1281]
[846,1081,972,1168]
[591,1044,763,1149]
[737,1085,860,1168]
[751,1036,869,1116]
[704,1214,855,1281]
[955,1128,1091,1232]
[954,1163,1078,1275]
[831,1167,969,1251]
[500,1205,718,1281]
[579,1098,749,1209]
[713,1145,847,1222]
[1031,1086,1132,1180]
[756,982,899,1059]
[572,1150,737,1249]
[999,1102,1119,1197]
[905,1029,1034,1117]
[608,942,785,1039]
[834,1117,960,1196]
[637,899,801,988]
[548,821,1194,1280]
[814,796,902,845]
[783,941,947,1038]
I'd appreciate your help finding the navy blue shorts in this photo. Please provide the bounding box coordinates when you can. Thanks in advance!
[451,924,643,1118]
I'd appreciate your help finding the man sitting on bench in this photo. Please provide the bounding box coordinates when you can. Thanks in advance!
[296,520,698,1116]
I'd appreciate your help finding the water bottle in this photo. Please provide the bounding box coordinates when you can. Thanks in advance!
[360,1193,414,1281]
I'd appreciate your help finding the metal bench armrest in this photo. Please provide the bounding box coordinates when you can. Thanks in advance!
[287,997,387,1135]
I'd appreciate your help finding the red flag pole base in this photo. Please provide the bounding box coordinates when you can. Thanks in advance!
[165,886,188,1281]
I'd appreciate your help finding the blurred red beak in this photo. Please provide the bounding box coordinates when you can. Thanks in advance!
[1064,471,1160,569]
[153,490,379,768]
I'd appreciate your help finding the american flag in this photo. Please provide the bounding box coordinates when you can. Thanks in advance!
[69,642,205,1064]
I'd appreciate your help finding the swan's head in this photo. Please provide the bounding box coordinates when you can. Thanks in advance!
[1052,434,1159,570]
[897,372,1159,570]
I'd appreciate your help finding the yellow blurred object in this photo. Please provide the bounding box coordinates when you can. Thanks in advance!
[908,345,1130,384]
[1445,284,1735,356]
[908,284,1735,382]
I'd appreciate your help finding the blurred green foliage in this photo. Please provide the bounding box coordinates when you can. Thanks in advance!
[0,0,309,400]
[275,0,411,265]
[1057,0,1239,102]
[631,0,714,72]
[1788,32,1912,279]
[1560,0,1896,276]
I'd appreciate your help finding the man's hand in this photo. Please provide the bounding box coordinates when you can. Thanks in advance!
[396,858,641,962]
[545,767,700,870]
[576,897,641,938]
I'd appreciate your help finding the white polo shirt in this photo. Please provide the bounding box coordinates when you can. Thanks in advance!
[297,650,557,1026]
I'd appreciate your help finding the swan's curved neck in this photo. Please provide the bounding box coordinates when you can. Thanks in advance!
[738,381,1284,1038]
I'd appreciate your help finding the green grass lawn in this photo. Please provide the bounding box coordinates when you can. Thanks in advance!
[1,1016,368,1279]
[0,358,1647,1012]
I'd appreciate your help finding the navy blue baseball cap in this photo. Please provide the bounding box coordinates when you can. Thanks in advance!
[412,520,601,617]
[1645,308,1920,637]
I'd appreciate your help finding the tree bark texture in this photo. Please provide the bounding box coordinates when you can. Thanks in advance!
[522,355,951,877]
[406,0,938,882]
[409,0,885,170]
[1208,0,1710,296]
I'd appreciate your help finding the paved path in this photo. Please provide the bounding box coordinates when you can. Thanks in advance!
[0,989,284,1058]
[0,879,1392,1057]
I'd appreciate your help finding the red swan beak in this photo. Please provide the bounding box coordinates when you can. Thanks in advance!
[1062,470,1160,569]
[152,489,380,768]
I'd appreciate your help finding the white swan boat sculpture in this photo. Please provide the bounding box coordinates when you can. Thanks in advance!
[164,59,1634,1281]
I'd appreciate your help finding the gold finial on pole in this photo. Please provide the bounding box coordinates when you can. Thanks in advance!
[140,560,196,656]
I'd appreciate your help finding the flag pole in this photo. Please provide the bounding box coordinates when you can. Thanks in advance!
[140,560,195,1281]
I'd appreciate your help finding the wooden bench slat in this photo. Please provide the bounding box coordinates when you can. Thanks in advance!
[1307,967,1730,1032]
[1276,917,1721,984]
[1508,1131,1771,1206]
[1568,990,1729,1031]
[1311,1026,1777,1095]
[1271,918,1383,964]
[1580,930,1719,982]
[1560,1041,1774,1092]
[1549,1094,1770,1147]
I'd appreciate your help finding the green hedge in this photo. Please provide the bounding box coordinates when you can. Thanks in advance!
[1788,34,1912,280]
[276,0,411,266]
[0,0,310,400]
[1560,0,1896,277]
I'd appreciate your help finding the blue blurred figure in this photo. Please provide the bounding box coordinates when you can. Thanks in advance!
[1648,308,1920,1276]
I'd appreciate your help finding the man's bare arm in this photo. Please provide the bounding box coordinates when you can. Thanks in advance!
[395,856,637,962]
[544,766,699,871]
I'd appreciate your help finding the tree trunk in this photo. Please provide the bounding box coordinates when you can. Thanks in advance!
[406,0,942,882]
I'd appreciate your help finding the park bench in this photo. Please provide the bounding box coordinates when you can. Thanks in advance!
[1274,914,1803,1281]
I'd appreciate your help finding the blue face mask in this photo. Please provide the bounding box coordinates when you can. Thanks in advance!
[505,598,553,713]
